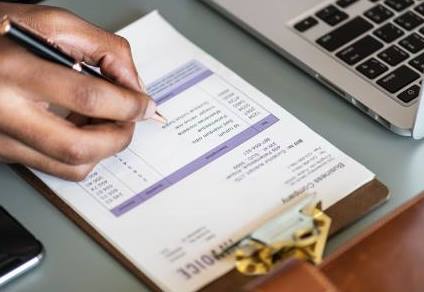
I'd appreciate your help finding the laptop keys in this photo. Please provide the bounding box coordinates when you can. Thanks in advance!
[394,11,424,30]
[336,35,383,65]
[364,4,394,24]
[377,65,419,93]
[409,52,424,72]
[356,58,388,79]
[296,0,424,103]
[378,45,409,66]
[294,17,318,32]
[373,23,404,43]
[316,5,349,26]
[397,84,420,102]
[399,33,424,53]
[384,0,413,12]
[415,3,424,17]
[316,17,373,51]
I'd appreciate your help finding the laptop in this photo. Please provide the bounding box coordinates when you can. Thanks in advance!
[203,0,424,139]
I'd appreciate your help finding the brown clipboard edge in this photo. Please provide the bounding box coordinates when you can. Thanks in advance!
[10,164,389,292]
[200,177,389,292]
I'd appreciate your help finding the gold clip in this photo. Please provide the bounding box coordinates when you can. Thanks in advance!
[234,201,331,276]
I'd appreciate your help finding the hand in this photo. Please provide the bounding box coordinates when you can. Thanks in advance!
[0,3,155,181]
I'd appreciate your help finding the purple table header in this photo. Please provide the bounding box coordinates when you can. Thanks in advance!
[111,114,279,216]
[147,60,213,105]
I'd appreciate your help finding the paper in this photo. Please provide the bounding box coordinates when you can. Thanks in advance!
[34,11,375,292]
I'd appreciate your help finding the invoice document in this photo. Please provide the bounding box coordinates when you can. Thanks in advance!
[34,11,375,292]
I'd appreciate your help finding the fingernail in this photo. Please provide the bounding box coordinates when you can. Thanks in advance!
[137,99,167,124]
[138,76,147,94]
[37,101,50,110]
[139,99,157,121]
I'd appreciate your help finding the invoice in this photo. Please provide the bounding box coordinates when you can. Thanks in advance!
[34,11,375,292]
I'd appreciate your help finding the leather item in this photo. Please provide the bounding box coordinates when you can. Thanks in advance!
[246,192,424,292]
[244,259,338,292]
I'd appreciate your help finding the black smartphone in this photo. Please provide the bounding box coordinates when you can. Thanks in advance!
[0,206,44,286]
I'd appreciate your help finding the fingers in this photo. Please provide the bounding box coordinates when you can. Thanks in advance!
[0,155,12,163]
[1,5,159,122]
[0,94,135,166]
[14,5,144,93]
[0,4,148,181]
[0,4,147,180]
[66,112,89,127]
[0,132,95,181]
[1,45,151,122]
[61,28,143,93]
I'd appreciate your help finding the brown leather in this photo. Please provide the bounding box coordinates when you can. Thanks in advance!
[246,192,424,292]
[244,259,338,292]
[322,192,424,292]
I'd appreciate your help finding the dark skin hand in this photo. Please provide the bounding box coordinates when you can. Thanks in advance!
[0,3,155,181]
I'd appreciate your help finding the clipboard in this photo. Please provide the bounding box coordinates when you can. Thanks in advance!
[11,164,389,292]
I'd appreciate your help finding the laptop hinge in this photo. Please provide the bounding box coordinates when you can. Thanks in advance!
[412,89,424,139]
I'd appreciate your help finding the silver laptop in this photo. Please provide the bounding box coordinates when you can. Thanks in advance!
[203,0,424,139]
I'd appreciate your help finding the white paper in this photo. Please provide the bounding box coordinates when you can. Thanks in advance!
[33,11,375,292]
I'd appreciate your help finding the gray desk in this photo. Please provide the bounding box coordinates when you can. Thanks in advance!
[2,0,424,291]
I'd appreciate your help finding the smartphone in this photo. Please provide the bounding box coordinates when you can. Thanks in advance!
[0,206,44,287]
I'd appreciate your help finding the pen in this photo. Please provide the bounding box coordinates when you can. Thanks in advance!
[0,15,167,124]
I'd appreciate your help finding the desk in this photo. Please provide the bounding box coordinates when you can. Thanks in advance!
[1,0,424,291]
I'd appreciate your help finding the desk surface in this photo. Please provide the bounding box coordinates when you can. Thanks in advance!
[2,0,424,291]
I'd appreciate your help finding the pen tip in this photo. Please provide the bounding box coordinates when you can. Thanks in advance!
[152,111,168,124]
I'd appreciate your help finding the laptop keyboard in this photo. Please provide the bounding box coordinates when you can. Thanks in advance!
[293,0,424,104]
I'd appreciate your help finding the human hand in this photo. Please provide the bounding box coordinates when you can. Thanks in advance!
[0,3,155,181]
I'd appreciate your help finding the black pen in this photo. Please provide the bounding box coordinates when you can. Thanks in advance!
[0,15,166,123]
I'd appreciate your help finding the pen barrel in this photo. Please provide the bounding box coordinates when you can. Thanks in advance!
[5,20,76,68]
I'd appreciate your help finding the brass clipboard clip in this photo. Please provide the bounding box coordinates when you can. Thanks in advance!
[214,194,331,276]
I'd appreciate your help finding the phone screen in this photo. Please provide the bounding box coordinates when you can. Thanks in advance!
[0,206,43,285]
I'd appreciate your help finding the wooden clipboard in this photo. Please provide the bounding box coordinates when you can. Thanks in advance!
[11,165,389,292]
